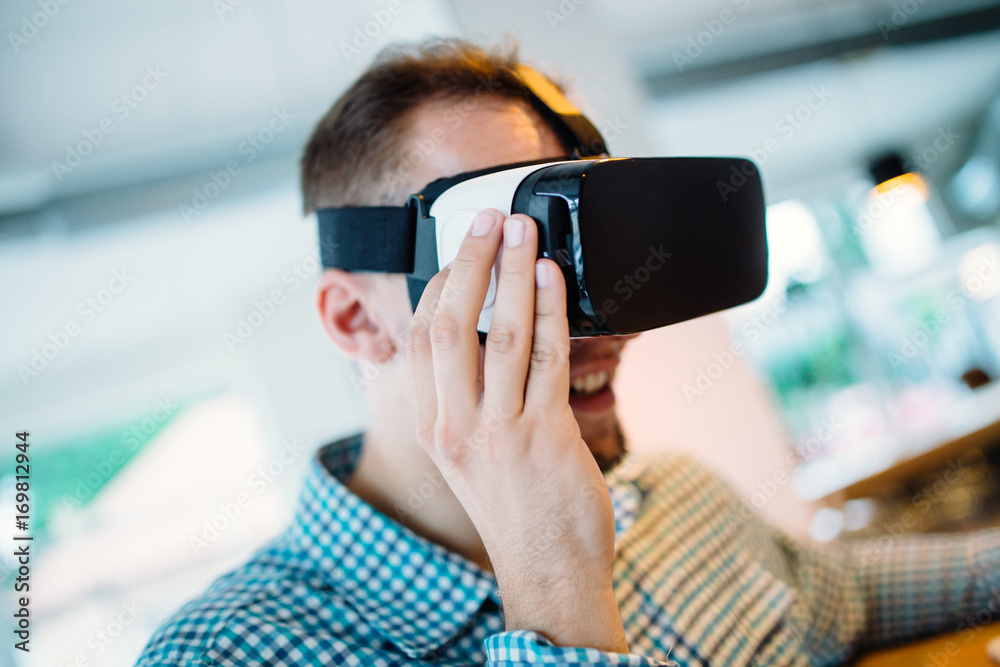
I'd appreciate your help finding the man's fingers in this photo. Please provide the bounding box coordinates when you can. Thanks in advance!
[431,208,504,417]
[483,214,537,416]
[406,268,448,448]
[524,258,570,411]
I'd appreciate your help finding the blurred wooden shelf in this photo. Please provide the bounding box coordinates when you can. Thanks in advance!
[824,414,1000,502]
[795,384,1000,503]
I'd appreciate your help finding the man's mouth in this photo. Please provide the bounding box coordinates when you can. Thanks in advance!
[570,370,610,396]
[565,338,633,414]
[568,367,616,412]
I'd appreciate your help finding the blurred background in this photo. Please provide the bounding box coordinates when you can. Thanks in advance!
[2,0,1000,665]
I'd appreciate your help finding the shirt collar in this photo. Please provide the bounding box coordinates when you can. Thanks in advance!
[290,433,642,659]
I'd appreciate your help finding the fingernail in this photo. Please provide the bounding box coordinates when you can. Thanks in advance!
[505,218,525,247]
[535,261,549,288]
[471,210,499,237]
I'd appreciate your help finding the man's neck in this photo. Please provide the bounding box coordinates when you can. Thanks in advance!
[344,364,493,573]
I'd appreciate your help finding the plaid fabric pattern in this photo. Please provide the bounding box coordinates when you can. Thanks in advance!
[137,434,1000,666]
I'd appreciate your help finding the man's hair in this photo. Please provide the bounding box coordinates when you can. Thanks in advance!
[300,37,568,213]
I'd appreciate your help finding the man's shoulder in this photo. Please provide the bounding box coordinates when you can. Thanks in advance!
[612,449,744,529]
[614,449,724,491]
[135,539,364,667]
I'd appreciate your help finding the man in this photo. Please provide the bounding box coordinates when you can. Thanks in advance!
[138,38,1000,666]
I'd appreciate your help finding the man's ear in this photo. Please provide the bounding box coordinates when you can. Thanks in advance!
[316,269,396,364]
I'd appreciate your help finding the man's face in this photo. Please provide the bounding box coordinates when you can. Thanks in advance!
[393,95,635,471]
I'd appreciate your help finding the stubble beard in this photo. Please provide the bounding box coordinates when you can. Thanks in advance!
[578,410,628,473]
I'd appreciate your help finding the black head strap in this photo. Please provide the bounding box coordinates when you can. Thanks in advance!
[317,206,414,272]
[516,65,607,158]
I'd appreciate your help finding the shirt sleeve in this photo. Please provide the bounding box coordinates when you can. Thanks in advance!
[484,630,680,666]
[836,527,1000,647]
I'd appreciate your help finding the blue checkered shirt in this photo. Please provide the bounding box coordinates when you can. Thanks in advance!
[137,434,1000,665]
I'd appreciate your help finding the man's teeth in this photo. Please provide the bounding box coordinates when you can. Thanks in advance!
[570,370,609,395]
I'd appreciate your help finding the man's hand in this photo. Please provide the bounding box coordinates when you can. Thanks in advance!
[406,208,629,654]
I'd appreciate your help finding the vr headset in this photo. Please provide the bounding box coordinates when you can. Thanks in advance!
[316,66,768,338]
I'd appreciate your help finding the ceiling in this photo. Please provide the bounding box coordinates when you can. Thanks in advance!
[1,0,999,218]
